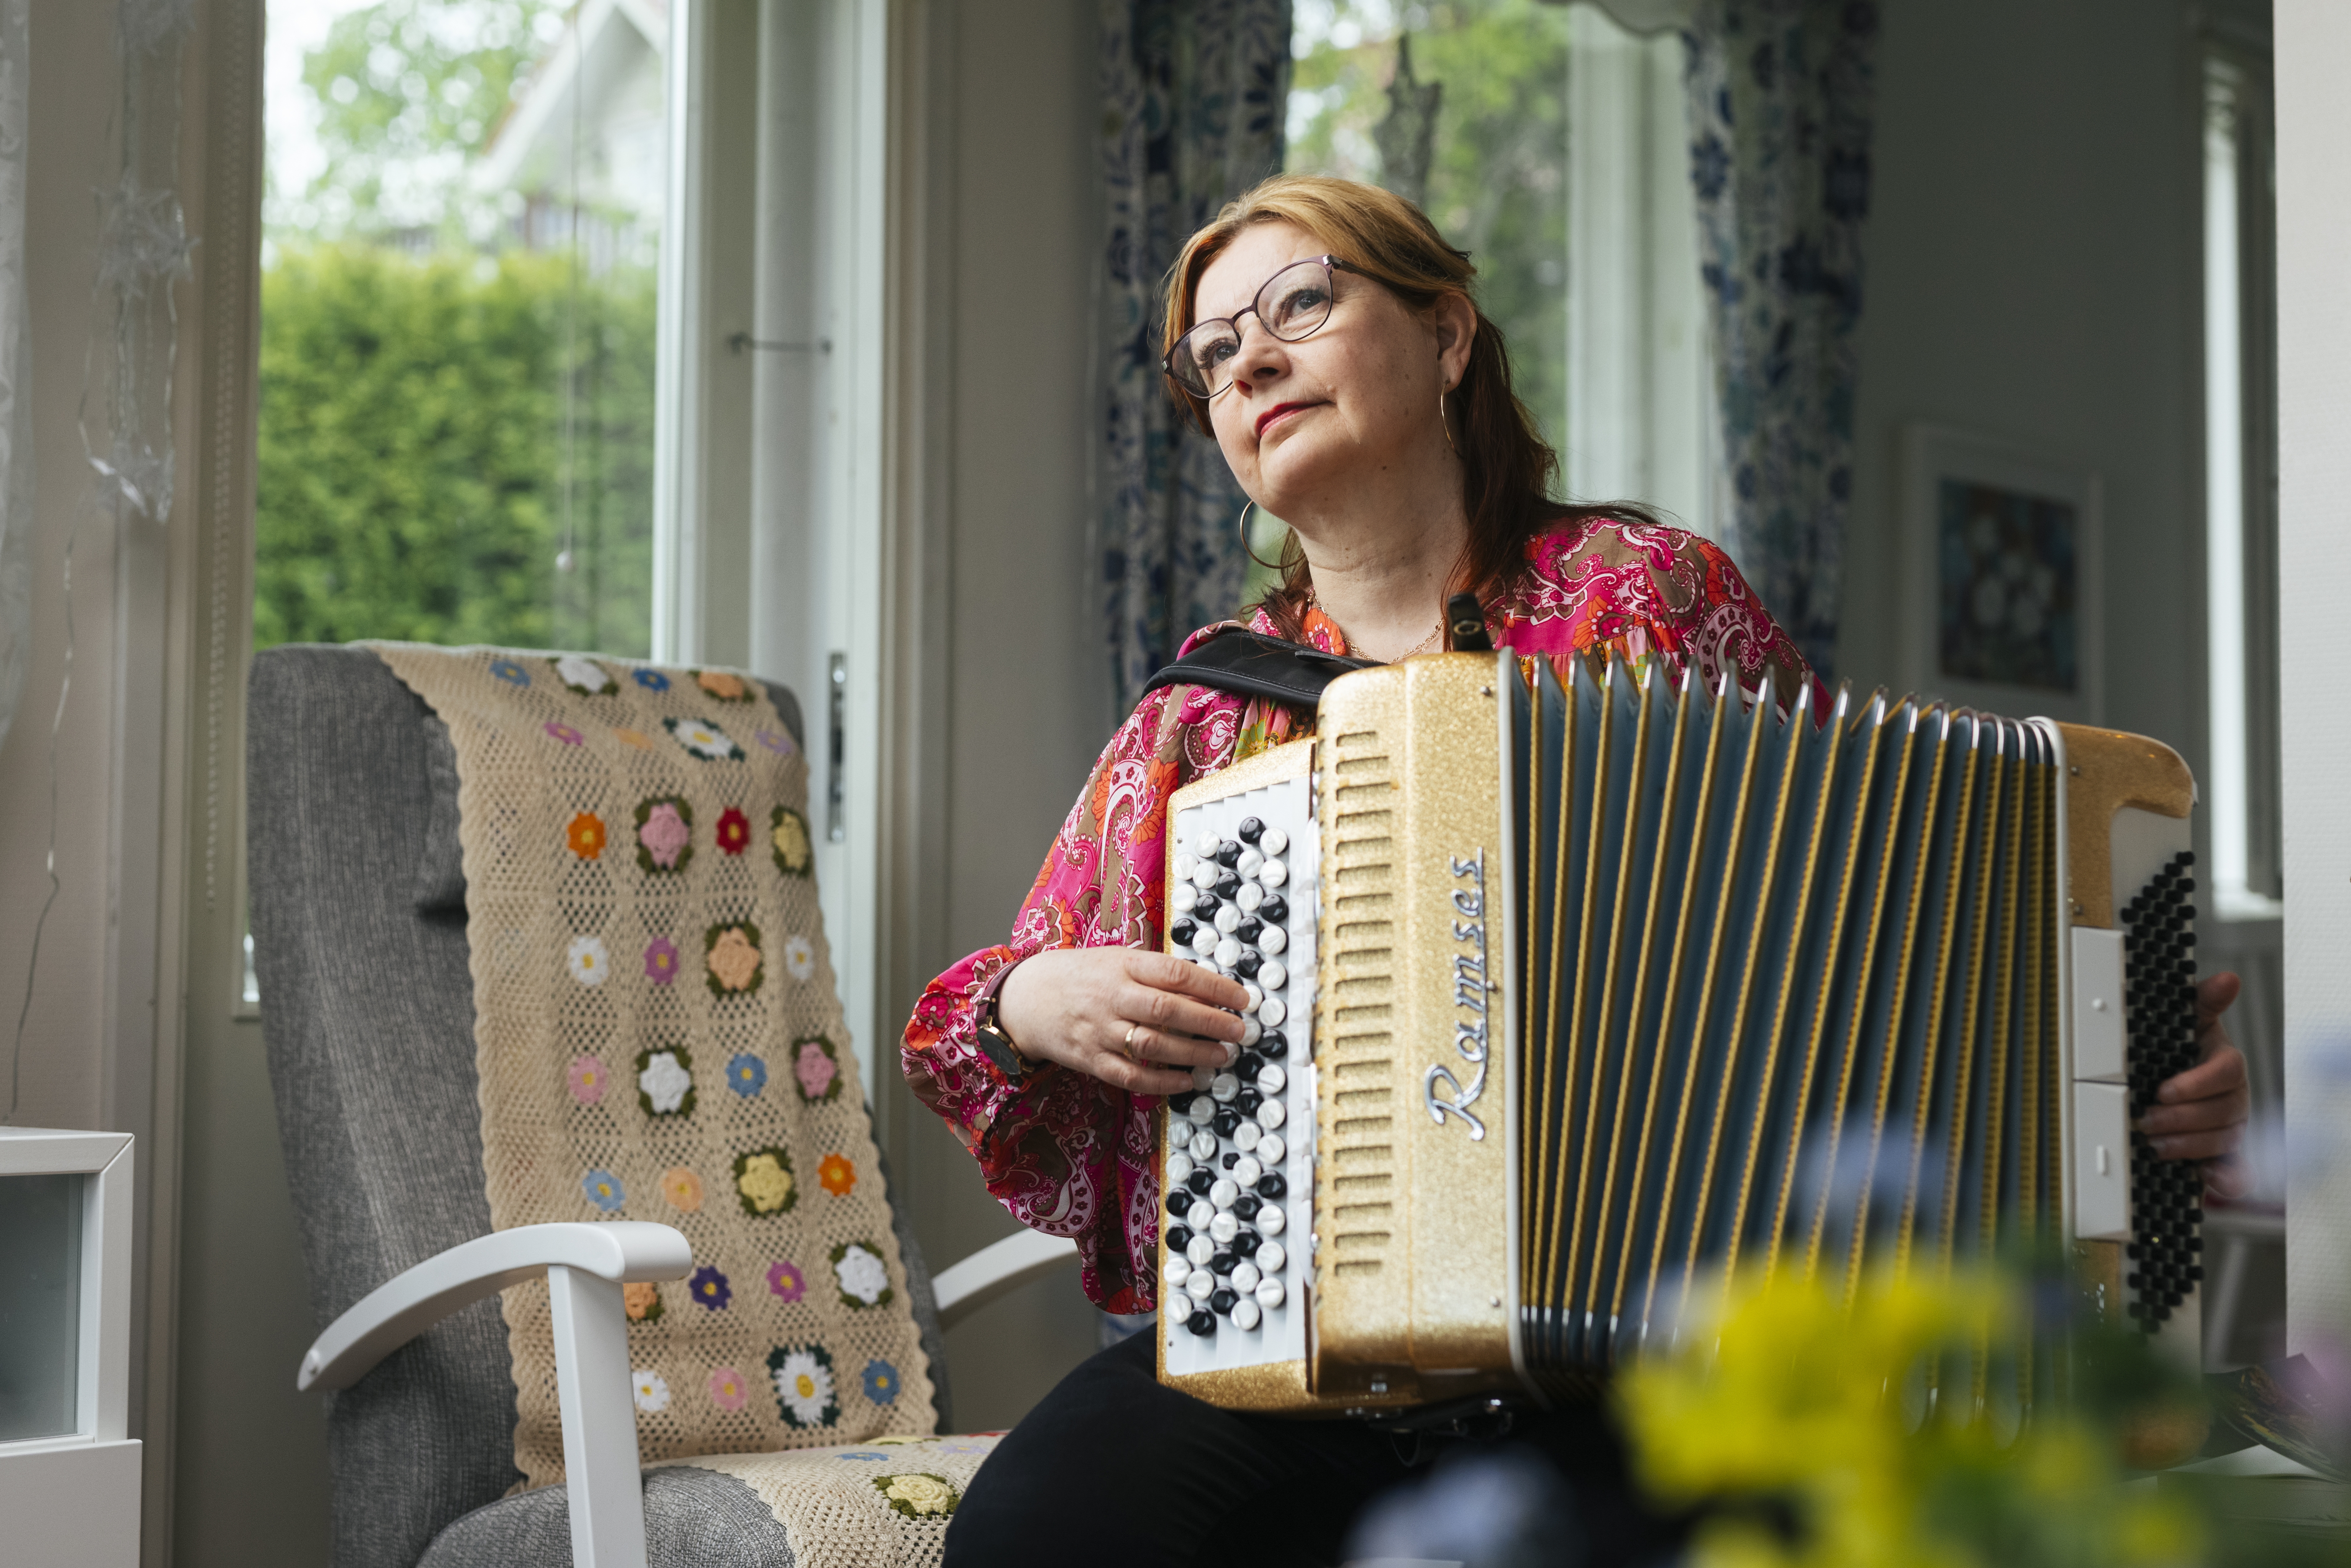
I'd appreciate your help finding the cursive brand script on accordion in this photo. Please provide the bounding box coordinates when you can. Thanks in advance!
[1432,850,1492,1138]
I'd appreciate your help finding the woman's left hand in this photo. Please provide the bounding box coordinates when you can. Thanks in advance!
[2137,971,2252,1196]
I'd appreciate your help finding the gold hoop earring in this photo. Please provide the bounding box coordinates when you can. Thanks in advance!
[1440,389,1457,454]
[1237,499,1284,570]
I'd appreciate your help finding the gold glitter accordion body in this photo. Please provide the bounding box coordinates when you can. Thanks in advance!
[1156,652,2203,1414]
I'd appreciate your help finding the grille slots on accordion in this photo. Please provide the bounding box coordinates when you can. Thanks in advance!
[1156,652,2202,1413]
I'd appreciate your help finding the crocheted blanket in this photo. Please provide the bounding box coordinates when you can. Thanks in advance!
[372,645,935,1490]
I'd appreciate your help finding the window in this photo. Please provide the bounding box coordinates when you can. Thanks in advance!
[257,0,665,658]
[2203,48,2281,921]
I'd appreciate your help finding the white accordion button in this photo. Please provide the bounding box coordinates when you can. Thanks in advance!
[1258,997,1287,1027]
[1187,1200,1214,1232]
[1243,982,1264,1012]
[1256,1203,1286,1236]
[1239,1016,1262,1047]
[1209,1178,1240,1210]
[1261,827,1288,855]
[1164,1256,1191,1288]
[1214,904,1242,934]
[1256,1133,1285,1166]
[1187,1129,1216,1163]
[1259,924,1286,955]
[1231,1297,1262,1331]
[1185,1233,1214,1267]
[1235,882,1264,913]
[1186,1270,1216,1302]
[1173,851,1197,880]
[1257,959,1287,992]
[1258,1098,1286,1130]
[1172,883,1198,914]
[1230,1261,1261,1294]
[1166,1151,1194,1185]
[1214,938,1243,968]
[1186,1115,1214,1147]
[1255,1278,1285,1310]
[1256,1240,1286,1275]
[1233,1120,1262,1149]
[1232,1155,1263,1188]
[1210,1072,1239,1103]
[1258,858,1288,889]
[1236,848,1264,878]
[1191,861,1217,890]
[1258,1064,1288,1094]
[1194,829,1220,857]
[1191,925,1217,955]
[1208,1210,1239,1244]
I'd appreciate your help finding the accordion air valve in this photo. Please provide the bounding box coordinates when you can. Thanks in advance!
[1157,652,2202,1414]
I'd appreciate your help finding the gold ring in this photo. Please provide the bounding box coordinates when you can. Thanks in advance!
[1124,1023,1144,1059]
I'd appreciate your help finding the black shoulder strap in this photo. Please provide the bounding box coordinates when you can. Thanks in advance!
[1137,628,1378,710]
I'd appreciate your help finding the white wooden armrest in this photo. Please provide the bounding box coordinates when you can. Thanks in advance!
[932,1230,1080,1330]
[295,1222,690,1568]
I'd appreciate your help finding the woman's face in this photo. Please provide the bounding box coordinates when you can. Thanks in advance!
[1190,221,1473,523]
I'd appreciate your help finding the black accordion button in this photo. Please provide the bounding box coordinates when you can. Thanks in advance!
[1215,840,1242,867]
[1256,1173,1288,1201]
[1232,1194,1262,1222]
[1192,893,1219,917]
[1185,1310,1217,1337]
[1259,894,1288,923]
[1234,953,1261,978]
[1167,1190,1190,1218]
[1235,918,1262,943]
[1230,1230,1261,1255]
[1259,1030,1287,1059]
[1238,817,1264,844]
[1210,1288,1239,1315]
[1212,1109,1242,1138]
[1169,919,1196,947]
[1237,1051,1265,1080]
[1220,1151,1240,1170]
[1214,873,1242,899]
[1186,1167,1214,1195]
[1166,1225,1192,1253]
[1209,1250,1238,1276]
[1233,1089,1263,1117]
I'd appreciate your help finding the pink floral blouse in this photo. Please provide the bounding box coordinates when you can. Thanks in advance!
[901,516,1820,1312]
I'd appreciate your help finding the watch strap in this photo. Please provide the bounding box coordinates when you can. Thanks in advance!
[971,958,1029,1080]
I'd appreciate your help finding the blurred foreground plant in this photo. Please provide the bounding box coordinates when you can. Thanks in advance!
[1616,1263,2206,1568]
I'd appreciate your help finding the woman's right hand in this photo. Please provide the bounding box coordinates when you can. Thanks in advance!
[994,948,1250,1097]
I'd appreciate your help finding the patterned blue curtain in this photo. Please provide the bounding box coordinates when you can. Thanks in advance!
[1099,0,1291,717]
[1684,0,1879,680]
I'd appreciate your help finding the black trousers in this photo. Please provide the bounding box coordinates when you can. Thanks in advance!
[943,1330,1683,1568]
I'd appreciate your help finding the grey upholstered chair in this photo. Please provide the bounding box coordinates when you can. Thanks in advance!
[249,645,1071,1568]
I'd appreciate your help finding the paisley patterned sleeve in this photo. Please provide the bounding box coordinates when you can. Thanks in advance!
[901,675,1248,1312]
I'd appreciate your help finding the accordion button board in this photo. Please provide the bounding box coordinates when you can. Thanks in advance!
[1157,651,2204,1414]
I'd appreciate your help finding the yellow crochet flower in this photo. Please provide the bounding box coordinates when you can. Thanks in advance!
[736,1152,795,1214]
[880,1474,956,1517]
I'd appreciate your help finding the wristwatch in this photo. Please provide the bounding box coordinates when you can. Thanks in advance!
[971,960,1029,1080]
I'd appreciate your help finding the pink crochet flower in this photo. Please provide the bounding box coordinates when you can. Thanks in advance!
[638,802,690,868]
[794,1040,837,1102]
[544,721,584,746]
[566,1054,606,1105]
[708,1366,749,1412]
[767,1260,807,1304]
[644,937,680,984]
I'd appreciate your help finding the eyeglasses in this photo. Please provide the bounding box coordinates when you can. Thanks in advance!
[1164,255,1362,401]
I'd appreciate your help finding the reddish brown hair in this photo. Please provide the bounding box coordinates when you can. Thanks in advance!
[1163,174,1658,640]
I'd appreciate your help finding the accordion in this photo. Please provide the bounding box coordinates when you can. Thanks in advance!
[1156,652,2202,1413]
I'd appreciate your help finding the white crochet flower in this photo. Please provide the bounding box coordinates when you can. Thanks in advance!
[638,1050,692,1114]
[783,934,815,982]
[555,653,612,694]
[669,717,739,760]
[632,1369,669,1413]
[566,934,610,986]
[774,1350,834,1427]
[834,1243,889,1306]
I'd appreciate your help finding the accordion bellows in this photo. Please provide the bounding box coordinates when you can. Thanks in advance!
[1158,653,2203,1414]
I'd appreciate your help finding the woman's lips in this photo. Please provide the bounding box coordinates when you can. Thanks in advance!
[1255,401,1320,438]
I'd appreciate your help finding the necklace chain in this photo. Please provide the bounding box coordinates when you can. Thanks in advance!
[1309,590,1443,663]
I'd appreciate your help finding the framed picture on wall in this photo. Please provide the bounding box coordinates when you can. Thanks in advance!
[1902,424,2104,726]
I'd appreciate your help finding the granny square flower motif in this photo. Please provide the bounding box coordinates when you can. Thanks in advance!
[727,1052,769,1098]
[565,1054,607,1104]
[643,937,680,985]
[695,669,753,701]
[792,1036,841,1105]
[689,1264,733,1312]
[566,934,611,986]
[770,806,813,877]
[705,922,763,997]
[862,1359,900,1406]
[565,812,607,860]
[635,1047,695,1117]
[632,1370,670,1413]
[830,1240,892,1309]
[715,806,752,856]
[490,658,531,686]
[733,1147,798,1216]
[708,1366,749,1412]
[554,654,618,696]
[623,1281,663,1322]
[614,727,653,751]
[769,1344,839,1430]
[818,1153,857,1197]
[782,934,815,983]
[755,727,797,758]
[871,1474,959,1520]
[545,721,585,747]
[666,716,745,762]
[660,1166,705,1212]
[766,1259,806,1303]
[632,667,672,693]
[582,1169,625,1212]
[634,797,694,875]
